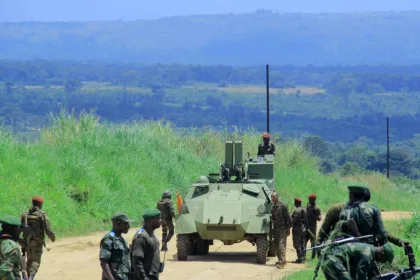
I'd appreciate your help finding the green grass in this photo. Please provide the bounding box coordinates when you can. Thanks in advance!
[0,109,419,239]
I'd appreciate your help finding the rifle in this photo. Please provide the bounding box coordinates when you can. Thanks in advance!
[378,244,420,280]
[310,234,374,280]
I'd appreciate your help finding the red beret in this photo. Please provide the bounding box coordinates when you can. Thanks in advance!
[294,197,302,203]
[32,196,44,203]
[308,194,317,199]
[262,133,271,139]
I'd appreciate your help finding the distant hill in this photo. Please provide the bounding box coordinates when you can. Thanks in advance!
[2,10,420,65]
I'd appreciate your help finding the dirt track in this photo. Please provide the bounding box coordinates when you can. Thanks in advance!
[35,211,413,280]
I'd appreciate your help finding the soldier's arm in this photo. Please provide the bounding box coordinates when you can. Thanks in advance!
[317,207,336,244]
[373,208,387,245]
[42,214,56,242]
[99,237,116,280]
[355,248,373,279]
[0,243,21,280]
[315,206,322,221]
[272,144,276,155]
[167,200,176,218]
[386,230,405,247]
[132,235,149,280]
[283,204,292,229]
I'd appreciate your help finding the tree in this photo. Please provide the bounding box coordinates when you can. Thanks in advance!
[303,136,328,158]
[64,79,82,94]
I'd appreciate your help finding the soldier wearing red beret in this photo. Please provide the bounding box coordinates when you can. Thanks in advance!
[20,196,55,280]
[257,133,276,157]
[291,198,306,263]
[305,193,322,259]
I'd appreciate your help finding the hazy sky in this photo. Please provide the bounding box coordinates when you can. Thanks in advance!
[1,0,420,22]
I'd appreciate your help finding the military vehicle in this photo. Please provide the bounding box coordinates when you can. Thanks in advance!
[174,140,276,264]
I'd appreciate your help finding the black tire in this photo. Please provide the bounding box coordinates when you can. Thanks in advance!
[188,240,197,255]
[196,239,209,255]
[256,235,268,264]
[177,234,189,261]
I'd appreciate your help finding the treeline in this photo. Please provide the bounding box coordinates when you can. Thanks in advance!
[3,60,420,93]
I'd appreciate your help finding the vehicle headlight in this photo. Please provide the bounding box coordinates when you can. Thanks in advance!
[257,204,266,214]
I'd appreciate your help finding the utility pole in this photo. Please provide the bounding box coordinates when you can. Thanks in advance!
[386,116,390,178]
[266,64,270,133]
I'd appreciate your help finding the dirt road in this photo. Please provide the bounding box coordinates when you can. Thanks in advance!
[35,211,413,280]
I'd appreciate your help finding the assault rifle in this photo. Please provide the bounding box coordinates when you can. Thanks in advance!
[378,244,420,280]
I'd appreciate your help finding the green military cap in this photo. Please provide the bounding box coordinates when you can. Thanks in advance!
[111,212,134,223]
[0,215,22,226]
[142,209,161,219]
[383,243,394,263]
[347,183,368,194]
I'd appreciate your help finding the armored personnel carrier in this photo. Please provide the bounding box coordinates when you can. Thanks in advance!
[174,140,275,264]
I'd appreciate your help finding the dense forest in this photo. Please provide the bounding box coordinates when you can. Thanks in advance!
[1,60,420,182]
[2,10,420,65]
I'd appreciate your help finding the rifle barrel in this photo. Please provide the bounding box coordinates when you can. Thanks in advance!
[305,235,374,251]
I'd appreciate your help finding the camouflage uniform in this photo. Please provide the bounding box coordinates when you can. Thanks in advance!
[318,202,403,247]
[271,201,292,266]
[99,230,131,280]
[305,202,322,251]
[156,191,175,248]
[320,243,380,280]
[291,202,306,262]
[21,205,55,276]
[338,201,387,245]
[0,215,23,280]
[257,143,276,157]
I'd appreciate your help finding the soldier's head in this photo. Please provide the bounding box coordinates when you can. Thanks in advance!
[271,192,279,203]
[143,209,161,230]
[308,193,317,204]
[162,190,171,199]
[363,187,371,202]
[294,197,302,207]
[375,244,394,263]
[32,195,44,209]
[0,215,22,239]
[111,212,133,234]
[347,184,367,204]
[262,133,270,145]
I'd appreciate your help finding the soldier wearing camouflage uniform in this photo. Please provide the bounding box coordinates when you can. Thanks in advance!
[131,209,162,280]
[270,191,292,269]
[99,213,133,280]
[0,215,24,280]
[291,198,306,264]
[20,196,55,280]
[338,185,387,246]
[257,133,276,157]
[156,190,175,251]
[320,242,394,280]
[305,193,322,259]
[317,187,407,248]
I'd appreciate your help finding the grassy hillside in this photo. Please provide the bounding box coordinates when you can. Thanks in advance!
[1,110,419,238]
[2,11,420,65]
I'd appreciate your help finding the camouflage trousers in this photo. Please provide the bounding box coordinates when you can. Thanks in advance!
[161,219,174,243]
[272,229,287,264]
[26,239,43,276]
[292,230,305,261]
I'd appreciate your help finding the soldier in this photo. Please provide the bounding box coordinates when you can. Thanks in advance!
[99,212,133,280]
[271,191,292,269]
[338,185,387,246]
[316,187,406,256]
[291,198,306,264]
[156,190,175,251]
[305,193,322,259]
[257,133,276,157]
[20,195,55,280]
[131,209,162,280]
[0,215,25,280]
[320,242,394,280]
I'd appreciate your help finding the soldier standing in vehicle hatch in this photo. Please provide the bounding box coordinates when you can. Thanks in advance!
[305,193,322,259]
[257,133,276,157]
[20,196,56,280]
[271,191,292,269]
[156,190,175,251]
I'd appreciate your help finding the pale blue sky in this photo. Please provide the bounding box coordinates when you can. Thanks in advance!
[1,0,420,22]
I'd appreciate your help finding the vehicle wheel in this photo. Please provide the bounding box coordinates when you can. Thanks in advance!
[177,234,189,261]
[196,239,209,255]
[268,240,276,257]
[256,234,268,264]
